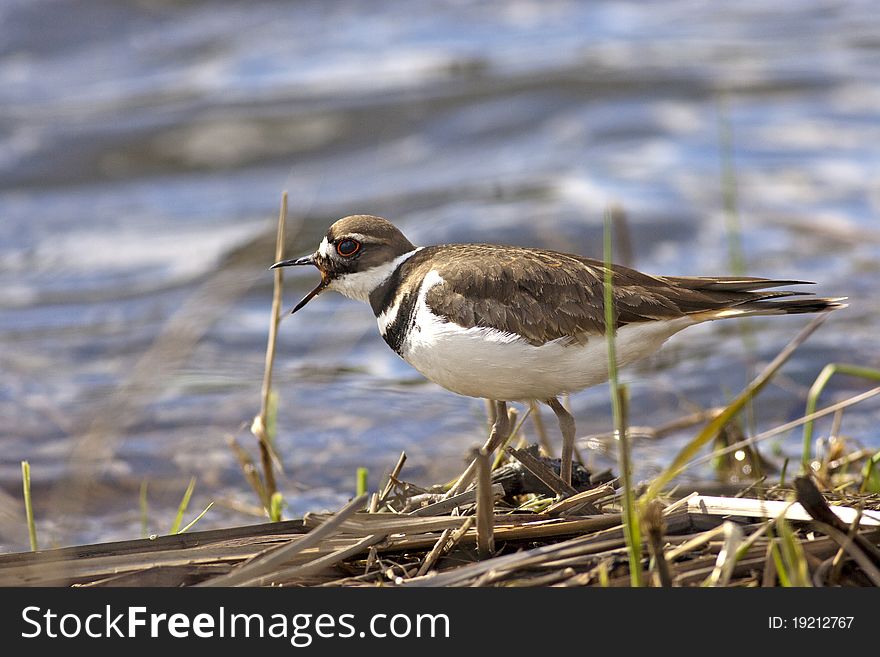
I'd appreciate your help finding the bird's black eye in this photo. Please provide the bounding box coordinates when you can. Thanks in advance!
[336,238,361,257]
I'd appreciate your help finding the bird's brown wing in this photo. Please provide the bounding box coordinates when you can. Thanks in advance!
[421,244,816,346]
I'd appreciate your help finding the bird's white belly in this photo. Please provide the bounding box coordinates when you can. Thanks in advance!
[396,300,694,401]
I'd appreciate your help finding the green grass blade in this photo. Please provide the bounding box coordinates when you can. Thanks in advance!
[717,93,758,370]
[139,479,149,538]
[598,560,610,587]
[269,492,286,522]
[776,515,811,587]
[801,363,880,472]
[604,209,642,587]
[356,467,368,497]
[21,461,38,552]
[779,458,789,488]
[860,451,880,494]
[769,540,790,587]
[169,476,197,534]
[177,501,214,534]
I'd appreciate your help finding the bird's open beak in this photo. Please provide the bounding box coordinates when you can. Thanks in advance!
[270,253,330,314]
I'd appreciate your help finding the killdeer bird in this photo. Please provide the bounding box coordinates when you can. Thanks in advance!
[272,215,843,485]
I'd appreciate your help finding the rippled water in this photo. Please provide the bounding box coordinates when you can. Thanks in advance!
[1,0,879,549]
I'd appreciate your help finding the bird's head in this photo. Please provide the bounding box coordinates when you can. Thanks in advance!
[271,215,416,313]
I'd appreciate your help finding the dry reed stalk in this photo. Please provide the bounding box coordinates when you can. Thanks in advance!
[642,500,672,587]
[505,446,578,499]
[303,514,487,535]
[503,567,578,587]
[809,522,880,586]
[475,449,495,559]
[417,528,454,576]
[829,511,863,584]
[673,554,766,587]
[579,407,725,445]
[686,495,879,527]
[664,524,728,562]
[408,485,503,517]
[199,493,366,587]
[402,516,638,587]
[417,517,474,577]
[243,533,386,586]
[543,485,614,516]
[227,435,269,510]
[251,192,289,509]
[662,492,699,516]
[378,451,407,505]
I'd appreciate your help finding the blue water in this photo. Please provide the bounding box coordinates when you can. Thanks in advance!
[1,0,878,549]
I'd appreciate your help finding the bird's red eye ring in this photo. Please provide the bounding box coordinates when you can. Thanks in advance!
[336,238,361,257]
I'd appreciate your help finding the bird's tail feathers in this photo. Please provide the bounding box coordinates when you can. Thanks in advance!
[690,297,847,322]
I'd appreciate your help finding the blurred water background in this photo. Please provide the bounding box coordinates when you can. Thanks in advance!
[1,0,879,550]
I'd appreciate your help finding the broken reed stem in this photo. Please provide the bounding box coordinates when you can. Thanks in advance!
[417,517,475,577]
[417,528,454,576]
[830,510,862,584]
[21,461,38,552]
[227,434,269,510]
[642,500,672,587]
[378,452,407,504]
[603,208,642,587]
[475,448,495,559]
[253,192,288,509]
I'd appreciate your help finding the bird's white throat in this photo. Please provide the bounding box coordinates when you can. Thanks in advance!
[328,247,422,302]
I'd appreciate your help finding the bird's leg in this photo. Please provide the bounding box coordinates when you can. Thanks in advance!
[486,400,510,452]
[545,397,575,486]
[445,400,509,498]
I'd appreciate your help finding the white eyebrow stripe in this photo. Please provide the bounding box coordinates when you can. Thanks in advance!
[336,233,379,243]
